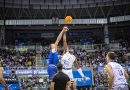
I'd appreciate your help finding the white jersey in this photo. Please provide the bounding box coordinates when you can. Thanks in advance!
[108,62,127,85]
[61,52,76,69]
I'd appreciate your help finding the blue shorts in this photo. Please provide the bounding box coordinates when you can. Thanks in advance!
[47,64,57,80]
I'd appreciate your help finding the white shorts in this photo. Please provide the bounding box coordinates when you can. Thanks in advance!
[112,84,129,90]
[62,69,73,80]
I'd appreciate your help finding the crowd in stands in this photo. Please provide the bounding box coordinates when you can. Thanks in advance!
[0,45,129,69]
[20,76,49,89]
[0,48,36,68]
[0,45,129,88]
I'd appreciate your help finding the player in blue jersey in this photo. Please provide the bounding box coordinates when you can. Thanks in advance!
[47,27,68,80]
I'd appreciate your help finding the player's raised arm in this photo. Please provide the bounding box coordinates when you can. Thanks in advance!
[54,27,68,46]
[63,31,69,54]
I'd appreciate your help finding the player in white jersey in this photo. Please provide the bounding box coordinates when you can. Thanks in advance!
[0,62,8,90]
[105,52,129,90]
[61,50,76,80]
[61,29,85,80]
[61,30,75,80]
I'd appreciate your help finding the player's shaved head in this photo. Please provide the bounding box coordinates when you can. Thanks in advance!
[51,44,56,49]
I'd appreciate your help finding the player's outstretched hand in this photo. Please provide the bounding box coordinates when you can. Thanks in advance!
[63,26,69,32]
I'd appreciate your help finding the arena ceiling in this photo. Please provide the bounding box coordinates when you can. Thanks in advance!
[0,0,130,19]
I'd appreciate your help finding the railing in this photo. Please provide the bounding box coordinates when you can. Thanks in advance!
[0,43,123,51]
[0,15,130,25]
[6,67,47,70]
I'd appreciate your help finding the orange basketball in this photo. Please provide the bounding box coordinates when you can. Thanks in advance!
[64,16,73,24]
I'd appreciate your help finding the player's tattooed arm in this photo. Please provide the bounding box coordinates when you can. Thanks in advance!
[105,64,114,89]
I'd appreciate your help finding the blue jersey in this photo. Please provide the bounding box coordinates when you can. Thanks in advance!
[48,51,59,65]
[47,64,57,80]
[48,51,60,80]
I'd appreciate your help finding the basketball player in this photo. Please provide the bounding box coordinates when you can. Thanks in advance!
[61,30,75,80]
[0,62,8,90]
[47,27,68,80]
[61,30,86,80]
[105,52,129,90]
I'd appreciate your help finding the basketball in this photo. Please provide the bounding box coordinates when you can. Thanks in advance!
[64,16,73,24]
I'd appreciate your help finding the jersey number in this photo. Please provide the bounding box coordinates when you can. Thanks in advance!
[118,70,123,76]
